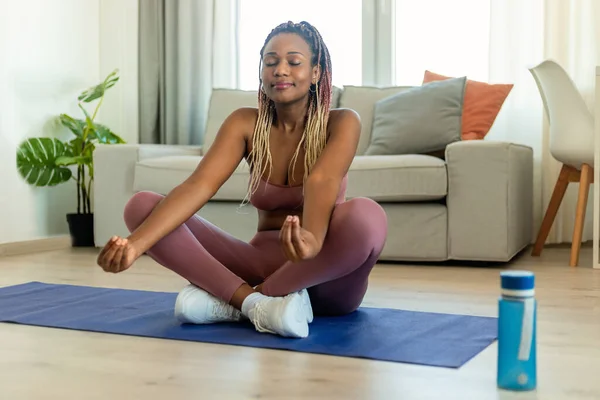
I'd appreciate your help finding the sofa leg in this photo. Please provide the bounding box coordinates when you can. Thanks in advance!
[570,163,593,267]
[531,164,572,257]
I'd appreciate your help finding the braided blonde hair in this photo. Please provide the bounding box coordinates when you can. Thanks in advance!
[242,21,333,206]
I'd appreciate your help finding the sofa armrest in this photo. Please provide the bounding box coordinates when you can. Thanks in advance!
[93,144,203,247]
[446,140,534,262]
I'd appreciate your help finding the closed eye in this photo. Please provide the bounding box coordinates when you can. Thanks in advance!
[264,60,302,67]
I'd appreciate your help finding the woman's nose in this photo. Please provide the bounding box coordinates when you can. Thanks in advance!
[274,62,290,76]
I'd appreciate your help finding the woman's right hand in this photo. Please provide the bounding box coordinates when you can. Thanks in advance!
[96,236,143,273]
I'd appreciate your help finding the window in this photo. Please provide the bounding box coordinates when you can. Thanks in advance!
[237,0,363,90]
[393,0,491,85]
[236,1,491,90]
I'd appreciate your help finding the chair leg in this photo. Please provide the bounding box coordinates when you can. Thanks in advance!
[532,164,572,256]
[570,163,593,267]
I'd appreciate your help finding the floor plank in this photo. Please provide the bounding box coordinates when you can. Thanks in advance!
[1,246,599,399]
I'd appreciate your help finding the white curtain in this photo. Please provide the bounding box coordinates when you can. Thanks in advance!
[138,0,238,145]
[487,0,600,244]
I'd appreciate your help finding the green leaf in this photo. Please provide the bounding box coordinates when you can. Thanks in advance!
[78,69,119,103]
[83,142,95,156]
[55,155,91,166]
[69,137,84,156]
[59,114,86,137]
[83,142,95,179]
[93,124,126,144]
[16,138,72,187]
[78,103,94,140]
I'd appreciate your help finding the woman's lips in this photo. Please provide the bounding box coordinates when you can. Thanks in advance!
[273,82,293,90]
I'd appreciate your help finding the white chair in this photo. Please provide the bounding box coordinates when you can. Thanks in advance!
[529,59,595,267]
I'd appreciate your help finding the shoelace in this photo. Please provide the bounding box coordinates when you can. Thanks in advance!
[211,300,236,319]
[251,302,274,334]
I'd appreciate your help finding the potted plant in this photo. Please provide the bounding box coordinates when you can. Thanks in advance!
[15,69,126,247]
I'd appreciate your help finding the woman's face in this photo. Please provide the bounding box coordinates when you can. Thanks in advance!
[260,32,319,104]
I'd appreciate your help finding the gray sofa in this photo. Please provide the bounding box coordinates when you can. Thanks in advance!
[93,85,534,263]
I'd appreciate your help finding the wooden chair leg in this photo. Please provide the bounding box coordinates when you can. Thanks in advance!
[570,163,593,267]
[532,164,572,256]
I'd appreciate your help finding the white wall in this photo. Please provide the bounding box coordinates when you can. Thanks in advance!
[0,0,100,244]
[99,0,139,145]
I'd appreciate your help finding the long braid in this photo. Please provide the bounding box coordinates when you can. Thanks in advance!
[242,21,333,206]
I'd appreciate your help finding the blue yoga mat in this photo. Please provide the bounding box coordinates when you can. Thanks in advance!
[0,281,497,368]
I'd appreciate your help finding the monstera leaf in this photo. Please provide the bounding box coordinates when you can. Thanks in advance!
[58,114,86,137]
[78,69,119,103]
[93,123,125,144]
[58,114,125,144]
[16,138,73,187]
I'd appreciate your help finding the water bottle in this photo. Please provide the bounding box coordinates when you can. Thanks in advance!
[497,270,537,391]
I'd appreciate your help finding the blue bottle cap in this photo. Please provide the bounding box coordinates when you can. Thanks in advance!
[501,270,535,291]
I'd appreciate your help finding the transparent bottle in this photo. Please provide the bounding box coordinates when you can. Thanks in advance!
[497,270,537,391]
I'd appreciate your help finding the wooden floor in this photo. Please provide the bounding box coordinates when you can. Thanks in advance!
[1,245,599,400]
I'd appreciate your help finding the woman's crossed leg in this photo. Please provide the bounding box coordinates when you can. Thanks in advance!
[123,191,312,338]
[122,191,387,337]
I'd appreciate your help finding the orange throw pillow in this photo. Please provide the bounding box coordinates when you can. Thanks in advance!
[423,70,513,140]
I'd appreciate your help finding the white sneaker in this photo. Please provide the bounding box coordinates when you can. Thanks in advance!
[299,288,313,323]
[249,292,309,338]
[174,284,242,324]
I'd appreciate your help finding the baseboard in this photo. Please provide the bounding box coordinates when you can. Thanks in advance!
[0,235,72,257]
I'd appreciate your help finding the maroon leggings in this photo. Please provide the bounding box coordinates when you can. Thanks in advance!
[123,191,388,316]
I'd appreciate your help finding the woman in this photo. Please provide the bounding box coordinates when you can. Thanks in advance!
[97,21,388,339]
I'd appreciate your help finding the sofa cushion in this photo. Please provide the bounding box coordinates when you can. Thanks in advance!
[365,76,466,156]
[423,70,513,140]
[346,155,447,201]
[203,89,257,154]
[338,85,414,155]
[133,153,447,203]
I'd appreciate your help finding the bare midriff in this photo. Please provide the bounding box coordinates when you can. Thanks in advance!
[257,208,303,232]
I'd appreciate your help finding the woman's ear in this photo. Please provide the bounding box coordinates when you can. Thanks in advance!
[312,65,321,84]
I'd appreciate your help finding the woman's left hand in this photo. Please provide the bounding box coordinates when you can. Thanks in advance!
[280,216,322,262]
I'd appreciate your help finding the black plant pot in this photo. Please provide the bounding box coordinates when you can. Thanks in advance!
[67,213,95,247]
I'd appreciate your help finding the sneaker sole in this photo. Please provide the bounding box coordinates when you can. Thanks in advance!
[300,289,313,323]
[174,284,197,323]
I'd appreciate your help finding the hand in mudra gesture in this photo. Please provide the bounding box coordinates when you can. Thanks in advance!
[97,236,142,273]
[280,216,322,262]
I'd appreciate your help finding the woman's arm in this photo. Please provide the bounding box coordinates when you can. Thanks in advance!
[126,108,254,254]
[301,109,361,247]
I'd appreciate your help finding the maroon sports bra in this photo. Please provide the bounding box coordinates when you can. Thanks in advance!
[250,174,348,211]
